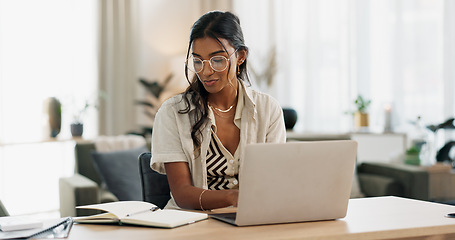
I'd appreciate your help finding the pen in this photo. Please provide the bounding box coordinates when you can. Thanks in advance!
[126,207,159,217]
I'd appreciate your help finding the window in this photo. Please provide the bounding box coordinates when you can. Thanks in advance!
[0,0,98,144]
[234,0,454,135]
[0,0,97,215]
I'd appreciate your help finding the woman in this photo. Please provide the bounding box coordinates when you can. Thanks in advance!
[151,11,286,210]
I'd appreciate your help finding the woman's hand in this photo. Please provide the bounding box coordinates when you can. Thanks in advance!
[224,189,239,207]
[165,162,238,210]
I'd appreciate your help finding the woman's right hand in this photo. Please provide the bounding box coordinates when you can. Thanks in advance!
[225,189,239,207]
[164,162,239,210]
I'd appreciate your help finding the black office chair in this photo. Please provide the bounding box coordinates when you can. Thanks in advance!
[138,152,171,209]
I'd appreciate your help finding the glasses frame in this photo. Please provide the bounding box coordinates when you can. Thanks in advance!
[186,50,238,74]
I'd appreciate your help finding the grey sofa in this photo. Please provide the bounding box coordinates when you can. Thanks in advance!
[357,162,429,200]
[59,142,118,217]
[59,136,431,217]
[59,140,151,217]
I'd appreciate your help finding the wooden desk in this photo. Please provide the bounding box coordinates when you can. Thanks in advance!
[65,197,455,240]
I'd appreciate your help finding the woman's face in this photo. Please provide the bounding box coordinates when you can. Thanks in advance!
[191,37,244,95]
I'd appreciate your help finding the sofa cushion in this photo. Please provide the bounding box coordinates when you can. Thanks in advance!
[91,146,148,201]
[350,170,364,198]
[357,173,403,197]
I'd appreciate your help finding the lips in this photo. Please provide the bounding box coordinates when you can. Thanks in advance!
[202,79,218,87]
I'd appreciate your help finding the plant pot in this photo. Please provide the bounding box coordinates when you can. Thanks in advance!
[282,108,298,130]
[71,123,84,137]
[405,153,420,165]
[354,112,369,128]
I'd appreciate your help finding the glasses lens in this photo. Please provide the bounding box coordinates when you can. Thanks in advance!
[210,56,228,72]
[187,55,229,73]
[187,56,203,73]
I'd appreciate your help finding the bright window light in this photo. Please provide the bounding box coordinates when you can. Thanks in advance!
[0,0,97,215]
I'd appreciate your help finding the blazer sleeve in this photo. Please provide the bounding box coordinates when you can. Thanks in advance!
[151,100,189,174]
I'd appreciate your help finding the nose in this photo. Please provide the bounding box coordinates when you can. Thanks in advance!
[201,60,214,76]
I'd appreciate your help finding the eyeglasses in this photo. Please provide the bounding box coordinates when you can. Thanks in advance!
[186,50,237,73]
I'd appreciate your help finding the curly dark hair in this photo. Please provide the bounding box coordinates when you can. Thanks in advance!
[179,11,250,155]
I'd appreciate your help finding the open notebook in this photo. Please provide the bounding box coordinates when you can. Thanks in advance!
[75,201,207,228]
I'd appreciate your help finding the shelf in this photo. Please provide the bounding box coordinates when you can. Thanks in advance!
[0,137,90,147]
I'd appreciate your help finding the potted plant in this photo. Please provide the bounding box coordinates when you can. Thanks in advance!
[404,146,420,165]
[70,101,90,137]
[70,92,106,137]
[352,95,371,129]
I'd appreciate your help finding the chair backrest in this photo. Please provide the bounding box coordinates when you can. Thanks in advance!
[0,199,9,217]
[138,152,171,209]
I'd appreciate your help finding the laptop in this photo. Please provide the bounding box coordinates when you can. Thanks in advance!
[210,140,357,226]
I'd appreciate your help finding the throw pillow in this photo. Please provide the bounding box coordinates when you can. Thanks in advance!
[91,146,148,201]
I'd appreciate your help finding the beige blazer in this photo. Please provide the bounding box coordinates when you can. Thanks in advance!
[151,80,286,209]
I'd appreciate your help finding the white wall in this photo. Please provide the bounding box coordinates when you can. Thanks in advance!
[135,0,232,128]
[136,0,193,129]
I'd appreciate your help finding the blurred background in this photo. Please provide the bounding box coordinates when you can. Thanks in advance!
[0,0,454,217]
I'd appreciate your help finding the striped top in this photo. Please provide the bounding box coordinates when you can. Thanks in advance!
[206,131,239,190]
